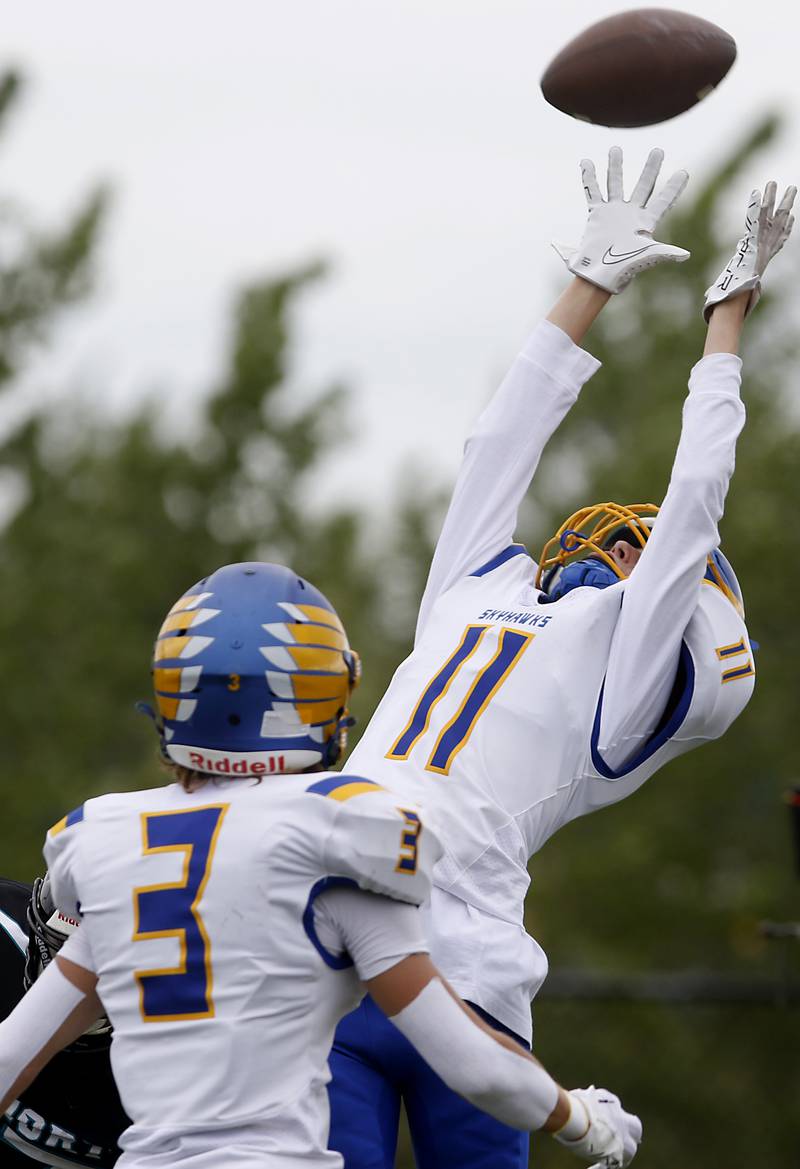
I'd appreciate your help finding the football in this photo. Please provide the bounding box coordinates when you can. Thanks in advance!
[540,8,737,128]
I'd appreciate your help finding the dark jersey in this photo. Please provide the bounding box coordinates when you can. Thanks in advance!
[0,879,127,1168]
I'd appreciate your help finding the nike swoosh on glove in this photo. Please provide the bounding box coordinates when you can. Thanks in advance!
[554,146,690,294]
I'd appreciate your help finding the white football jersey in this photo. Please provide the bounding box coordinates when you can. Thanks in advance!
[44,774,440,1169]
[348,556,753,1035]
[347,321,754,1041]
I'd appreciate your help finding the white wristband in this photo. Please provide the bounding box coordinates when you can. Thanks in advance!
[555,1091,591,1141]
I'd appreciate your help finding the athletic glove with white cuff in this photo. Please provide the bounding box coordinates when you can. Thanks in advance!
[555,1085,643,1169]
[554,146,690,294]
[388,977,641,1163]
[703,182,796,320]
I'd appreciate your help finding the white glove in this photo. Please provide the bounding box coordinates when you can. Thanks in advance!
[554,1085,642,1168]
[554,146,690,294]
[703,182,797,320]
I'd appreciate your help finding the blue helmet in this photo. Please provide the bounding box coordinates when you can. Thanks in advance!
[149,563,360,778]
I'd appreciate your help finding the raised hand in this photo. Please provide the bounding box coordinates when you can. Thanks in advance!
[703,182,796,320]
[554,146,690,294]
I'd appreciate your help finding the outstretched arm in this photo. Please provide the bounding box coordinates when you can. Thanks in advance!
[414,282,604,641]
[416,148,690,642]
[597,185,795,769]
[316,884,642,1165]
[703,294,748,356]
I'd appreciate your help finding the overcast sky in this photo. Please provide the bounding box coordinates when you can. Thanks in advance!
[1,0,798,510]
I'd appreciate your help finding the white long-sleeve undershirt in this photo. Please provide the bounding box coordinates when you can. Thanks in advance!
[598,352,744,767]
[416,320,600,642]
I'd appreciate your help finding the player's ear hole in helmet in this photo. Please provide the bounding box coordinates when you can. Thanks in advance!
[140,562,361,790]
[537,501,744,615]
[25,874,113,1048]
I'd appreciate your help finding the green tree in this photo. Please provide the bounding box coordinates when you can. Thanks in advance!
[0,258,423,876]
[0,74,107,394]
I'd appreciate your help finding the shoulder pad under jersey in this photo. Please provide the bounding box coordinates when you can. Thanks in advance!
[306,774,443,905]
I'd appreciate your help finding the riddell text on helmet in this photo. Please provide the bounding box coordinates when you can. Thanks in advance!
[188,752,285,775]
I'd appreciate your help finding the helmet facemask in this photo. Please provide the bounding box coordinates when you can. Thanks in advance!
[537,501,745,616]
[537,502,659,601]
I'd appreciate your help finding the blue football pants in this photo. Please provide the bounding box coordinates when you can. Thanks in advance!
[328,995,530,1169]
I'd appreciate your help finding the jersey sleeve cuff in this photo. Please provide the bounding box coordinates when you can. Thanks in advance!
[688,352,743,398]
[519,320,602,388]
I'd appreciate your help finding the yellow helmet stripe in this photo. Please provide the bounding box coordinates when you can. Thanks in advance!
[289,623,347,649]
[156,694,180,720]
[154,636,213,662]
[286,646,349,673]
[168,592,213,615]
[294,696,346,725]
[158,609,220,637]
[263,622,347,650]
[289,673,350,702]
[153,667,182,693]
[278,602,346,635]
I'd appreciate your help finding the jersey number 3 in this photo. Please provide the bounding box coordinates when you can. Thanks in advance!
[133,805,228,1023]
[387,624,534,774]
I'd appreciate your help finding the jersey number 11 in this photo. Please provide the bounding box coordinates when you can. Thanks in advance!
[387,624,534,775]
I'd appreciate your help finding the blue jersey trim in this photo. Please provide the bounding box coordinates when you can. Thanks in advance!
[305,775,382,799]
[303,877,359,969]
[469,544,529,578]
[590,641,696,779]
[66,804,85,827]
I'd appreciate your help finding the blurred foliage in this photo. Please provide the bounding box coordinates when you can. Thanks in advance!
[0,73,796,1167]
[0,77,429,875]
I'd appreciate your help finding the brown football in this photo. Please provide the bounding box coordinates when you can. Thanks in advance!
[540,8,737,128]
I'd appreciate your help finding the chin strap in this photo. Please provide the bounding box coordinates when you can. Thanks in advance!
[135,701,170,761]
[323,714,357,768]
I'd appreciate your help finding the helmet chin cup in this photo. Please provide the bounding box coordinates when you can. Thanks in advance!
[542,556,621,602]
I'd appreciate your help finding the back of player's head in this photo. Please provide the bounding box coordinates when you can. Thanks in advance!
[147,562,360,781]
